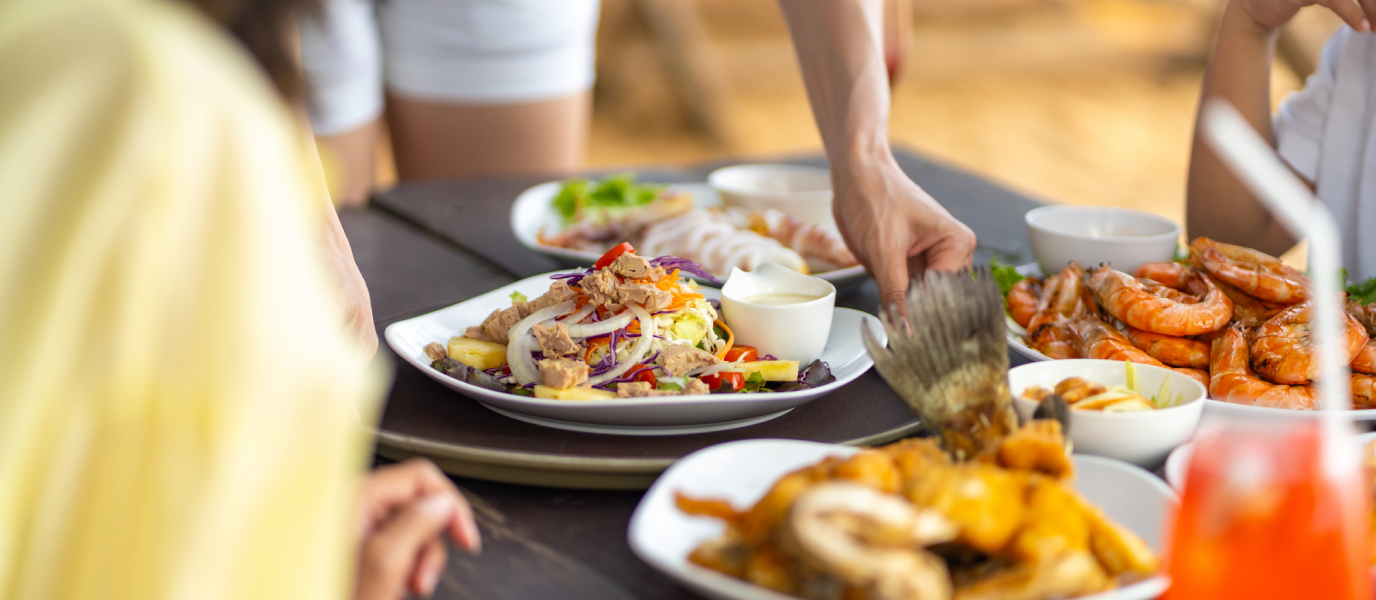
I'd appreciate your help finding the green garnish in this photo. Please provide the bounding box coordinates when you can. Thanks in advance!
[512,387,535,397]
[741,371,767,393]
[510,291,529,304]
[656,381,683,392]
[990,258,1026,298]
[551,173,663,225]
[1346,270,1376,305]
[1173,244,1191,264]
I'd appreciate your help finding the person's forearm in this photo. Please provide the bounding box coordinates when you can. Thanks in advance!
[1186,2,1294,255]
[777,0,897,179]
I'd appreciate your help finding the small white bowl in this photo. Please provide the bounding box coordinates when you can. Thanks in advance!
[1025,206,1180,276]
[720,263,836,364]
[708,164,834,228]
[1009,359,1205,468]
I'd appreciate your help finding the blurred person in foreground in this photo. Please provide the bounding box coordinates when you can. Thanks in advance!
[0,0,478,599]
[778,0,977,308]
[1187,0,1376,278]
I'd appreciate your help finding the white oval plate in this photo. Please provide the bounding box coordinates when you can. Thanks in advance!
[509,181,869,288]
[629,439,1174,600]
[1164,430,1376,492]
[383,273,883,436]
[1006,264,1376,420]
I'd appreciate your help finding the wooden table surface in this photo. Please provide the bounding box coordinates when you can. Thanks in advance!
[341,149,1043,599]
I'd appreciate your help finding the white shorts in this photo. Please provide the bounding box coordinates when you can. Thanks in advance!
[298,0,600,135]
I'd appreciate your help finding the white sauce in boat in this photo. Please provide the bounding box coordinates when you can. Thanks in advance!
[741,293,824,306]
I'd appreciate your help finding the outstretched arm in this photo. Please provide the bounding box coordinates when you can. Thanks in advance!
[777,0,975,309]
[1187,0,1373,256]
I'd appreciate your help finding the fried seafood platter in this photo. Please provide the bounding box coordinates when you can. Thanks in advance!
[657,270,1164,600]
[677,432,1159,600]
[1003,237,1376,412]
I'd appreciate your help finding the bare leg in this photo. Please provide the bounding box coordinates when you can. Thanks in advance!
[384,91,590,180]
[316,116,381,207]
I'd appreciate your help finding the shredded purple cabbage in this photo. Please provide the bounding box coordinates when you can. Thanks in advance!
[550,268,594,287]
[761,354,778,361]
[650,256,722,285]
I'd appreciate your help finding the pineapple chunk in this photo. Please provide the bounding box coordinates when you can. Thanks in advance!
[730,360,799,382]
[447,336,507,370]
[533,385,617,401]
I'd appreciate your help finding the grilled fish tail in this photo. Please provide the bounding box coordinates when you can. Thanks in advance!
[862,268,1018,459]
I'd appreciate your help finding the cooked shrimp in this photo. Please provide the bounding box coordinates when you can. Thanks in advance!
[1087,265,1233,336]
[1191,237,1309,305]
[1125,327,1210,369]
[1209,326,1317,409]
[1215,278,1286,326]
[1078,317,1209,387]
[1250,302,1369,385]
[1026,264,1092,359]
[1347,300,1376,374]
[1134,262,1193,290]
[1007,277,1043,328]
[1352,374,1376,409]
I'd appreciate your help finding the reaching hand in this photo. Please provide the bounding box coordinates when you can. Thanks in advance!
[833,158,976,311]
[1233,0,1376,32]
[354,459,482,600]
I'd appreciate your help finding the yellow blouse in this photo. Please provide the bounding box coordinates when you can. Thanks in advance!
[0,2,384,600]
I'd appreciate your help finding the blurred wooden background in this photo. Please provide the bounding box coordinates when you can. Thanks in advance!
[374,0,1340,260]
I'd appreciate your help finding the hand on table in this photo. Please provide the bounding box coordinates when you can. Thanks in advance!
[354,458,482,600]
[1232,0,1376,32]
[834,158,977,311]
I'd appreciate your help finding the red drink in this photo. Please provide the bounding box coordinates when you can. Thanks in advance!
[1163,423,1370,600]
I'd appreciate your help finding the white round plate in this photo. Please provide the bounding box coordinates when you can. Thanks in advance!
[1165,430,1376,492]
[483,405,794,436]
[509,180,869,288]
[1006,263,1376,420]
[384,273,882,433]
[629,439,1174,600]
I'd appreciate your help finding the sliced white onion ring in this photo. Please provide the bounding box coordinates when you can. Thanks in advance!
[505,299,576,385]
[565,309,634,338]
[688,357,742,378]
[587,304,657,386]
[560,303,596,325]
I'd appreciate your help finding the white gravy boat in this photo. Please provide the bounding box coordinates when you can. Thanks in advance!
[720,263,836,364]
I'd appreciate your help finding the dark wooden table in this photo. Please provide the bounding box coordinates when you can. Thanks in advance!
[341,149,1044,599]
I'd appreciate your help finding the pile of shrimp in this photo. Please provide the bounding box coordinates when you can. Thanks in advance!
[1008,237,1376,411]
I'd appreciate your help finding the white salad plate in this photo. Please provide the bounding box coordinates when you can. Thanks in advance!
[384,272,883,436]
[509,181,869,288]
[1005,263,1376,421]
[629,439,1175,600]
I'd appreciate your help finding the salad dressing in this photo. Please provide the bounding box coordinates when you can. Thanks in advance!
[741,293,823,306]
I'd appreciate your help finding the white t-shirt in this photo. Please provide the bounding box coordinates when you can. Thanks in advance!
[1275,26,1376,279]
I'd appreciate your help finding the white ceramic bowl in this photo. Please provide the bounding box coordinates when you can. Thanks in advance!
[1010,359,1206,468]
[707,164,834,228]
[1025,206,1180,276]
[720,263,837,365]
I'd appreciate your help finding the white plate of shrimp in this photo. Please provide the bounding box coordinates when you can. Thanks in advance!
[1005,242,1376,420]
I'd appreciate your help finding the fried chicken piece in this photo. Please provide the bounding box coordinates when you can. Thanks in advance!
[992,420,1074,479]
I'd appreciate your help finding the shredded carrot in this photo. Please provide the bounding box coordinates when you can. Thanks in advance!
[655,269,681,291]
[585,337,610,364]
[628,320,641,334]
[678,292,705,300]
[574,295,591,309]
[713,319,734,359]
